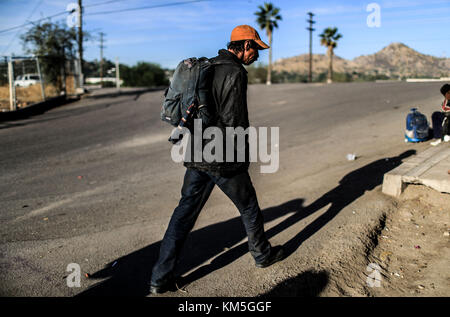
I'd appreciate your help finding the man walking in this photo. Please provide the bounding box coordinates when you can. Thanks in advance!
[149,25,284,295]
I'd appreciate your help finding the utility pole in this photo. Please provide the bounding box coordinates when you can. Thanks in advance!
[78,0,84,88]
[35,57,45,101]
[115,57,120,91]
[8,56,16,111]
[99,32,105,86]
[306,12,316,83]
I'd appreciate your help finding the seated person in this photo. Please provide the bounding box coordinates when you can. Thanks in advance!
[441,84,450,141]
[431,84,450,145]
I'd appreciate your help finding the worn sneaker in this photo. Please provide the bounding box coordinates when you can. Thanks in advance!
[431,139,442,146]
[255,246,285,268]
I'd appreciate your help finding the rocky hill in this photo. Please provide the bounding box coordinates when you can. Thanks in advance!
[273,43,450,79]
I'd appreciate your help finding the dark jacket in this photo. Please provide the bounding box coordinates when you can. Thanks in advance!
[183,49,250,177]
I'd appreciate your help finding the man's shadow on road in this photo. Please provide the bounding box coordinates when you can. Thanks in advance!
[77,150,415,296]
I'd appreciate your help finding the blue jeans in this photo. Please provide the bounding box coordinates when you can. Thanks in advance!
[150,168,271,286]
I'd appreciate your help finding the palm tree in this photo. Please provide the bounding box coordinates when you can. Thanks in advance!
[255,2,282,85]
[319,27,342,83]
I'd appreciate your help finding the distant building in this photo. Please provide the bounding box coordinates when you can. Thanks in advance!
[85,77,123,85]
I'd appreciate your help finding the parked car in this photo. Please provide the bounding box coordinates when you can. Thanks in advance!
[15,74,41,87]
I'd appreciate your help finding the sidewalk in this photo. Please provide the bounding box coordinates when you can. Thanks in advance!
[382,143,450,197]
[83,86,165,99]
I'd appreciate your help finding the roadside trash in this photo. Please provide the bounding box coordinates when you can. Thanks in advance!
[346,153,357,161]
[417,285,425,290]
[380,251,392,261]
[85,273,90,278]
[394,272,401,277]
[43,217,48,221]
[414,245,421,249]
[444,232,449,237]
[77,176,83,179]
[176,282,188,293]
[111,261,118,267]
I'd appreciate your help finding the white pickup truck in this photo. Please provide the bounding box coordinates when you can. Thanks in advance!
[15,74,41,87]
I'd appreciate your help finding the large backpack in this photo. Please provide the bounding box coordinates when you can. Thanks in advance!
[161,57,213,130]
[405,108,429,142]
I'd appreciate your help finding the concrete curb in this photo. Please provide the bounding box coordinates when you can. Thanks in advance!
[82,87,166,100]
[382,144,450,197]
[0,87,165,122]
[0,95,76,122]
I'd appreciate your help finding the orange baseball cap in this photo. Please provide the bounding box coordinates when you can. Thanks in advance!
[230,25,269,50]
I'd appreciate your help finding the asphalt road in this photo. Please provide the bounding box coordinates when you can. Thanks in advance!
[0,81,444,296]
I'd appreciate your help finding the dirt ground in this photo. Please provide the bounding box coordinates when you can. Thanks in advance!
[0,85,59,110]
[365,185,450,297]
[0,76,76,111]
[263,183,450,298]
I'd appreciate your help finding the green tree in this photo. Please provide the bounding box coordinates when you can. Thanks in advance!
[255,2,282,85]
[0,60,9,86]
[20,22,81,90]
[121,62,169,87]
[319,27,343,83]
[83,59,115,78]
[246,63,267,84]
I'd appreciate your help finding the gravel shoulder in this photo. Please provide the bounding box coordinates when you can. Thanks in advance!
[366,185,449,297]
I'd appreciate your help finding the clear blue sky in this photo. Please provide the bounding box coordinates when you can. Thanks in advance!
[0,0,449,69]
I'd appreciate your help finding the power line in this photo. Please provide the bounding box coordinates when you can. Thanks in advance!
[1,0,44,55]
[0,2,111,36]
[85,0,211,16]
[0,0,211,35]
[0,10,70,35]
[84,0,128,8]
